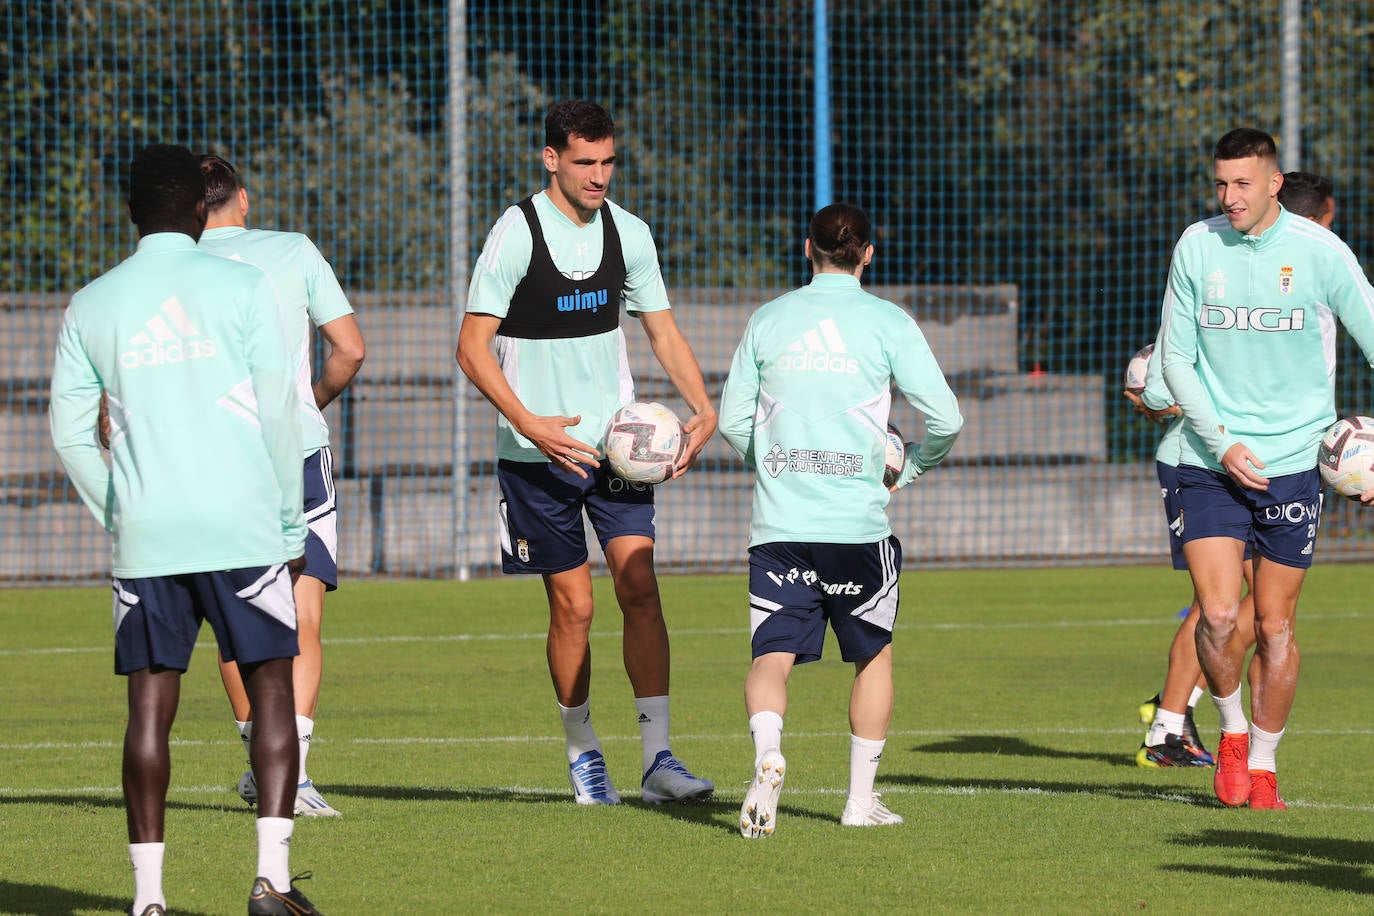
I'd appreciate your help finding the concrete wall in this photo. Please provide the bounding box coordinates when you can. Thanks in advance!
[15,286,1293,582]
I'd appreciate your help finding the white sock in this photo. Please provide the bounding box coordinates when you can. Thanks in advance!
[129,842,165,911]
[558,700,601,763]
[1147,708,1186,746]
[1248,724,1285,772]
[847,734,887,806]
[1188,686,1205,708]
[255,816,294,889]
[296,715,314,784]
[237,720,252,758]
[748,711,784,768]
[634,695,671,772]
[1211,686,1248,734]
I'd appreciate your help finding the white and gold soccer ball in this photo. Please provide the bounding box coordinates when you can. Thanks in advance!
[604,401,687,485]
[1318,415,1374,500]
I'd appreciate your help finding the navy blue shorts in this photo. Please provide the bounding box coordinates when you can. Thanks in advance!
[748,537,901,665]
[111,564,300,675]
[497,459,656,575]
[303,447,338,590]
[1177,465,1321,569]
[1157,462,1252,570]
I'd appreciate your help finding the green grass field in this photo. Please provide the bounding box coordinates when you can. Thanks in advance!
[4,565,1374,914]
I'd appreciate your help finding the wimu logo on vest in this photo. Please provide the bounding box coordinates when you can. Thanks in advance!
[1200,304,1305,332]
[557,287,610,314]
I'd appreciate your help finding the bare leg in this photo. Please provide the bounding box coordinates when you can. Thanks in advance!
[1247,555,1305,732]
[542,564,596,707]
[850,645,894,741]
[603,535,670,698]
[291,575,327,718]
[124,667,181,843]
[745,652,795,720]
[1187,537,1249,698]
[1160,559,1257,714]
[218,651,252,722]
[239,657,298,819]
[1158,600,1204,714]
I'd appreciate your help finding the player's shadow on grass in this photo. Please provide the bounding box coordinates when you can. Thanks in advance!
[883,773,1217,807]
[0,879,212,916]
[1164,829,1374,894]
[325,783,787,835]
[0,793,229,814]
[910,733,1128,766]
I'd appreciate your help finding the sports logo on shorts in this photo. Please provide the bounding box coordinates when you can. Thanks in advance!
[517,539,530,562]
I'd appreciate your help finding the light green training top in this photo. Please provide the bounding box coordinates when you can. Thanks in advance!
[50,233,305,577]
[466,192,670,462]
[1160,207,1374,475]
[1140,327,1183,467]
[719,273,963,547]
[199,226,353,454]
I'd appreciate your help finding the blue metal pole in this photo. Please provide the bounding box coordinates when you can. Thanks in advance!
[814,0,832,210]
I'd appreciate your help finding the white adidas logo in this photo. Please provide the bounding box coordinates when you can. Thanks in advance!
[777,318,859,374]
[119,297,217,369]
[1207,268,1227,284]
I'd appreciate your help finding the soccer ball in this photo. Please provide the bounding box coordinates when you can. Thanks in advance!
[1318,416,1374,500]
[1124,343,1154,392]
[883,423,905,488]
[604,401,687,485]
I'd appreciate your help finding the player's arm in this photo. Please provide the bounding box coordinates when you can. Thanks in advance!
[889,321,962,488]
[313,314,365,409]
[1132,328,1182,422]
[48,309,113,528]
[302,238,365,409]
[244,276,307,556]
[635,308,717,478]
[455,312,601,474]
[717,322,760,467]
[1159,243,1266,488]
[1324,240,1374,371]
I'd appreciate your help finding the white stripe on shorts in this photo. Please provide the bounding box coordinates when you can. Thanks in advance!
[235,564,297,630]
[849,539,899,632]
[748,593,783,639]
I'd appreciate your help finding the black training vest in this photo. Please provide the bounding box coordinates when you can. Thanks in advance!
[499,196,627,340]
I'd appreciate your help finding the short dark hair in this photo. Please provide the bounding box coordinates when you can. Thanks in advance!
[808,202,872,271]
[1278,170,1334,221]
[127,144,205,233]
[200,154,243,210]
[545,100,615,151]
[1213,128,1278,164]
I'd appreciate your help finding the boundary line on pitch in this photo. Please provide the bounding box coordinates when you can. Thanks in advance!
[3,610,1368,657]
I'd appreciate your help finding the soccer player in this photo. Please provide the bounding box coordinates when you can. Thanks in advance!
[199,154,366,818]
[49,144,323,915]
[455,100,717,805]
[1128,337,1255,767]
[1158,128,1374,809]
[1278,170,1336,230]
[1129,170,1337,767]
[719,203,963,837]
